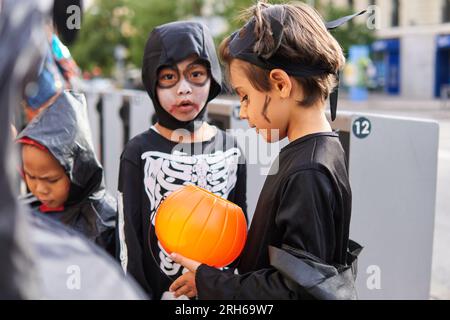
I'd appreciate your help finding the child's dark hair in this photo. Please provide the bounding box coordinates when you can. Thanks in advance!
[219,1,345,107]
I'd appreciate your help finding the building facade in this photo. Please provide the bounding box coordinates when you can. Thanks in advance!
[328,0,450,99]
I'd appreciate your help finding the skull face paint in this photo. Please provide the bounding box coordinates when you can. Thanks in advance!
[156,56,211,123]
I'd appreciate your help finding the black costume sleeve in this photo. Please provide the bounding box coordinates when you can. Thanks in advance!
[195,169,336,299]
[117,156,153,296]
[196,265,297,299]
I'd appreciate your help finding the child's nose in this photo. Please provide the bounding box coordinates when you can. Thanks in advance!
[239,105,248,120]
[35,181,49,195]
[177,78,193,96]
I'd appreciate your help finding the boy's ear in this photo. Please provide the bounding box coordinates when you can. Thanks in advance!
[269,69,292,99]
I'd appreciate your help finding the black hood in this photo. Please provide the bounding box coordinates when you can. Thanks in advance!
[142,21,222,132]
[17,91,104,205]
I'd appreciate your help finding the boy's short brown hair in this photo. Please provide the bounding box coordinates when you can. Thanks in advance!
[219,1,345,107]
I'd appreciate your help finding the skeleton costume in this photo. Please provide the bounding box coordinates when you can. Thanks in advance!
[117,21,247,299]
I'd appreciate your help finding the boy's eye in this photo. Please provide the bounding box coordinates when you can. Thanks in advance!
[157,70,179,88]
[25,173,35,180]
[160,73,178,81]
[187,67,208,85]
[191,71,203,78]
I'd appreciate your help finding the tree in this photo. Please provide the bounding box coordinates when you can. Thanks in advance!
[69,0,373,76]
[212,0,286,46]
[70,0,180,75]
[70,0,130,75]
[324,4,375,58]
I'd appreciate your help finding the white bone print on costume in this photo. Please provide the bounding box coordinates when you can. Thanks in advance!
[141,148,241,276]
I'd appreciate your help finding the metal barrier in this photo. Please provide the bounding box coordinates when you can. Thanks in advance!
[441,84,450,109]
[84,89,154,194]
[331,111,438,299]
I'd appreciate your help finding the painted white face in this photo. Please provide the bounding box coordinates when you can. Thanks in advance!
[156,55,211,122]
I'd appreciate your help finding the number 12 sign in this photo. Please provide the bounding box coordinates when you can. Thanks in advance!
[353,117,372,139]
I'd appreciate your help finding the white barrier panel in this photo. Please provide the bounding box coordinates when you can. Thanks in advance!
[128,90,154,139]
[337,112,439,299]
[102,93,124,194]
[84,91,101,158]
[84,89,155,196]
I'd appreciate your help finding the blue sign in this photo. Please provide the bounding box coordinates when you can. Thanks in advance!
[348,45,370,101]
[437,35,450,49]
[371,38,400,95]
[435,34,450,97]
[372,39,400,52]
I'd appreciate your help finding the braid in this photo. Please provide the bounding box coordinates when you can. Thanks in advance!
[253,1,276,58]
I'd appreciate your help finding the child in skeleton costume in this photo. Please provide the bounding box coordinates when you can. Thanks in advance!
[117,21,247,299]
[169,2,364,300]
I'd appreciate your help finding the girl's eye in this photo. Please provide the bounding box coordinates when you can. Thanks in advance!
[162,74,175,80]
[240,95,248,103]
[188,70,208,84]
[48,179,59,184]
[158,70,179,87]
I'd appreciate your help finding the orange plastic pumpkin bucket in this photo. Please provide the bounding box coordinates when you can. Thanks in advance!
[155,184,247,268]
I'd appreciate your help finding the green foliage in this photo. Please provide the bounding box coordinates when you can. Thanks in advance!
[324,5,375,58]
[70,0,180,75]
[70,0,128,75]
[69,0,374,76]
[213,0,286,47]
[126,1,179,68]
[201,0,374,55]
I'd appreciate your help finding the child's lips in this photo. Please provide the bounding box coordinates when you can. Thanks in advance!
[40,199,53,205]
[169,101,199,113]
